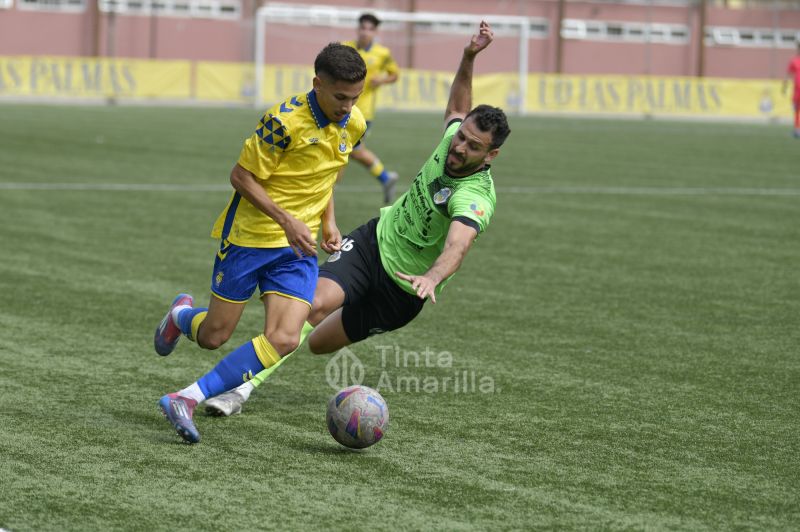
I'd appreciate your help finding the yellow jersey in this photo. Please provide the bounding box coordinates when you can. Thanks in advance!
[343,40,398,121]
[211,91,367,248]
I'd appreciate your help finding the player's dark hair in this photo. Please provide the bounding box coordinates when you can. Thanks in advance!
[314,43,367,83]
[359,13,381,27]
[465,104,511,149]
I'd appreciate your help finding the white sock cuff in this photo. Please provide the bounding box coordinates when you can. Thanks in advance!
[178,382,206,403]
[171,304,192,322]
[236,381,255,400]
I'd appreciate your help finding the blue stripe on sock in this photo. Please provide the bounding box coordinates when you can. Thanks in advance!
[197,340,265,398]
[378,170,390,184]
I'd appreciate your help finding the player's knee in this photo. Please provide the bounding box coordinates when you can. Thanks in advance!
[308,305,327,327]
[308,286,344,327]
[266,330,300,357]
[309,295,335,326]
[307,333,330,355]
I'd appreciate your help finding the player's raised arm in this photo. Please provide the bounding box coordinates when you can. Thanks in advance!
[444,21,494,127]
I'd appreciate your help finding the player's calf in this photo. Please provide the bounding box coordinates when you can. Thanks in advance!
[196,324,234,350]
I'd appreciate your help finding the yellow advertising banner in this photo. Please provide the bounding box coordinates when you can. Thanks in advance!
[252,66,510,111]
[0,56,793,120]
[527,74,792,119]
[259,64,315,103]
[237,64,792,119]
[375,71,513,111]
[0,56,191,99]
[196,61,253,102]
[195,63,315,104]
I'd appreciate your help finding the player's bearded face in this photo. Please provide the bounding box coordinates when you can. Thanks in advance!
[445,117,498,176]
[313,76,364,123]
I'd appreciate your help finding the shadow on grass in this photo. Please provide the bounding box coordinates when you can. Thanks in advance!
[287,439,383,456]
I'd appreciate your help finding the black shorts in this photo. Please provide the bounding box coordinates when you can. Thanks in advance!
[319,218,425,343]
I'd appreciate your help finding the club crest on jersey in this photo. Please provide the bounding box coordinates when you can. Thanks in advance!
[339,141,347,152]
[433,187,452,205]
[470,203,485,217]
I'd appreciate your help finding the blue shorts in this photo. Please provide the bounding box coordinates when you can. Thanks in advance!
[210,241,318,306]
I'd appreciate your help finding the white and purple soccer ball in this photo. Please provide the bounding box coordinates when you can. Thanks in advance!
[326,385,389,449]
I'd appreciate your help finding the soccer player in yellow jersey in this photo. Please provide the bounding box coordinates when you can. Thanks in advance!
[343,13,401,204]
[153,43,368,444]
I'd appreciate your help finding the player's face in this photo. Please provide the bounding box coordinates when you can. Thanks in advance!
[445,116,500,177]
[313,75,364,123]
[357,22,377,48]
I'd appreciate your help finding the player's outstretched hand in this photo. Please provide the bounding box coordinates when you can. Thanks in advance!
[396,272,437,304]
[321,221,342,254]
[466,21,494,57]
[283,216,317,257]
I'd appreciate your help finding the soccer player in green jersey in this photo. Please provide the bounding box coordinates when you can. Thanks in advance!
[205,20,509,416]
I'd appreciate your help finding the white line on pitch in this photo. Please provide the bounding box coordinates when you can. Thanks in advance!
[500,186,800,196]
[1,182,799,196]
[0,183,229,191]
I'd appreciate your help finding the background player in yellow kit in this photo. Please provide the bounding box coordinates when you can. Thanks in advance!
[344,13,401,204]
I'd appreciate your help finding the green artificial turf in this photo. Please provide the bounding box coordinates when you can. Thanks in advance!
[0,103,798,530]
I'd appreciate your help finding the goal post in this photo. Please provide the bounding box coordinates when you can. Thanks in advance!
[253,3,530,114]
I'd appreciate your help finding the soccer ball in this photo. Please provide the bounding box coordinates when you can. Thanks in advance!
[326,385,389,449]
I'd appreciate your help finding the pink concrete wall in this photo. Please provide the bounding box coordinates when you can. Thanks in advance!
[96,16,249,60]
[0,10,97,55]
[704,5,800,79]
[0,0,798,79]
